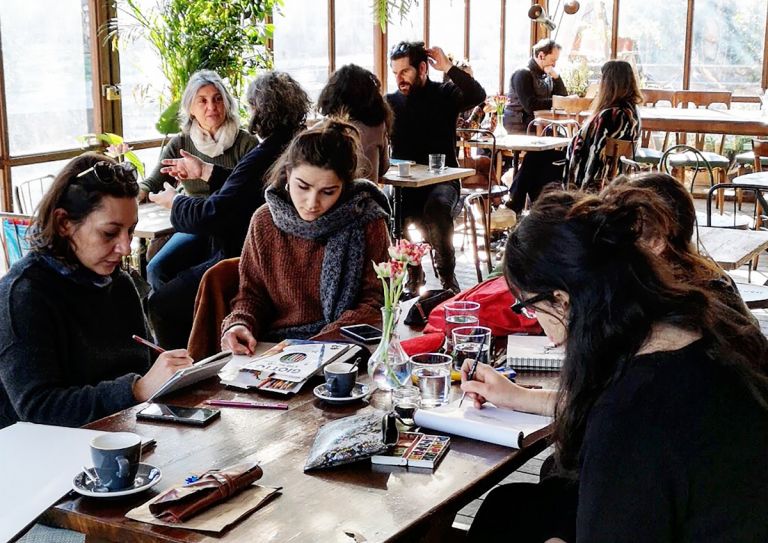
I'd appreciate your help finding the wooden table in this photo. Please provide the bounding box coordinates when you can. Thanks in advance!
[135,203,174,240]
[697,225,768,270]
[41,360,550,542]
[733,171,768,189]
[466,134,571,178]
[380,164,475,238]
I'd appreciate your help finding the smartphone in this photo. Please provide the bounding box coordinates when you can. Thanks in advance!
[340,324,382,344]
[136,403,220,427]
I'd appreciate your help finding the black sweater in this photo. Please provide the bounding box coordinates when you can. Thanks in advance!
[0,253,151,428]
[170,129,293,260]
[386,66,486,169]
[577,338,768,541]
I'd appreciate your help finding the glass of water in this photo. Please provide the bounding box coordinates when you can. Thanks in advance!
[444,301,480,353]
[428,153,446,172]
[410,353,452,408]
[392,385,421,425]
[452,326,492,372]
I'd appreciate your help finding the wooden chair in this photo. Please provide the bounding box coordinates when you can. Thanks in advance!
[552,95,594,117]
[735,138,768,176]
[0,212,32,274]
[14,175,54,215]
[598,138,635,190]
[635,88,676,168]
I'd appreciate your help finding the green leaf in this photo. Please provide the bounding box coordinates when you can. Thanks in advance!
[155,101,181,135]
[123,151,146,179]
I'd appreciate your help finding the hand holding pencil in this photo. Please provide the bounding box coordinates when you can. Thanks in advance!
[131,335,193,402]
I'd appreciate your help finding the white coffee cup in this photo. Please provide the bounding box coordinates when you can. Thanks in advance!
[398,162,411,176]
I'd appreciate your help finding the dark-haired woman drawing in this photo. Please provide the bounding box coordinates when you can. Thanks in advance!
[317,64,392,182]
[220,119,391,354]
[464,190,768,542]
[0,153,192,429]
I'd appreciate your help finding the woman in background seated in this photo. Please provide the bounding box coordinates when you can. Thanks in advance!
[317,64,392,182]
[147,72,310,349]
[142,70,257,293]
[220,120,391,355]
[566,59,641,191]
[464,191,768,542]
[0,153,192,429]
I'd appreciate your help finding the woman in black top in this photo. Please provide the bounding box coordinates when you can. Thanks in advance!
[463,190,768,542]
[0,153,192,428]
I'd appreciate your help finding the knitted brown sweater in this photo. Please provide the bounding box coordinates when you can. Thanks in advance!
[222,205,390,339]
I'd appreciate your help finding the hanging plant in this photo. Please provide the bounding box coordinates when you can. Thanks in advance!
[373,0,419,32]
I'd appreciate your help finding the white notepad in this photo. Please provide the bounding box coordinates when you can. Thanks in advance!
[507,335,564,371]
[413,400,552,448]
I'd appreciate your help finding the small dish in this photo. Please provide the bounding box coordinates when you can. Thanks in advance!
[72,463,162,498]
[313,382,371,404]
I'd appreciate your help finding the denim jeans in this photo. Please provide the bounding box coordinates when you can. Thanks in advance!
[146,232,209,292]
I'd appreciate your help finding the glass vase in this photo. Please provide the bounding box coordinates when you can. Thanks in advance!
[368,305,410,391]
[493,111,507,138]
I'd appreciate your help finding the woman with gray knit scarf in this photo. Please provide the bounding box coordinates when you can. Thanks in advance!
[220,119,392,354]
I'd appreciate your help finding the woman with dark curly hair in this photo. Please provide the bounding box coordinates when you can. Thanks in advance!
[148,71,310,348]
[0,153,192,429]
[317,64,392,182]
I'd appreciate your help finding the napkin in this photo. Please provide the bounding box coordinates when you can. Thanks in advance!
[148,462,264,523]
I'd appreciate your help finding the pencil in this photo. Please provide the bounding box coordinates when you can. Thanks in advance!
[132,334,165,355]
[458,357,481,408]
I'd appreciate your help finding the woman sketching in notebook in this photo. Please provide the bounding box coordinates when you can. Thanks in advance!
[463,189,768,541]
[0,154,192,429]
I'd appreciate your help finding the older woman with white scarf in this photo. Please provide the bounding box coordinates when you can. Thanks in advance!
[140,70,257,293]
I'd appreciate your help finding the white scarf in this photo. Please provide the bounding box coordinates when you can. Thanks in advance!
[189,119,239,157]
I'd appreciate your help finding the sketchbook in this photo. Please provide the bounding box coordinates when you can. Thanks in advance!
[506,335,564,371]
[413,400,552,449]
[147,350,234,402]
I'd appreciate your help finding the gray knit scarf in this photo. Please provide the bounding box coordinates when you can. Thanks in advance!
[264,179,391,339]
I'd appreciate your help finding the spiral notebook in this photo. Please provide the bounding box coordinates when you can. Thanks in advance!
[506,335,564,371]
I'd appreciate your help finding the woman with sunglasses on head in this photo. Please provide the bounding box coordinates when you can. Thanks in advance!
[220,119,391,354]
[0,154,192,429]
[464,190,768,542]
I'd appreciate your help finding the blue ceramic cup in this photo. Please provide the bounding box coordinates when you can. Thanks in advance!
[324,362,357,397]
[90,432,141,491]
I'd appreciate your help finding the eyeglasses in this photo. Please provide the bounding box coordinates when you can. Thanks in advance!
[510,292,553,319]
[76,161,138,184]
[390,41,424,58]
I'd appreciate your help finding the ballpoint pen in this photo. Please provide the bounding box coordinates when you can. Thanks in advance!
[204,399,289,410]
[458,357,481,408]
[132,334,165,355]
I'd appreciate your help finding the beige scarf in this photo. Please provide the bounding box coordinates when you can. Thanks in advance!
[189,119,239,158]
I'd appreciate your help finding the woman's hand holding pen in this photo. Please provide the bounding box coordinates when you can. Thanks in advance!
[133,349,193,402]
[460,361,556,415]
[221,325,258,355]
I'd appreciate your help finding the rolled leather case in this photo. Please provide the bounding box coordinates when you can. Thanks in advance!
[149,462,264,523]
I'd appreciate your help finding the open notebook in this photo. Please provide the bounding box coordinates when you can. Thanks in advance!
[507,335,564,371]
[413,400,552,449]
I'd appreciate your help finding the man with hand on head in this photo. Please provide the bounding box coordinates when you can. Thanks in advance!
[503,38,570,135]
[386,41,486,294]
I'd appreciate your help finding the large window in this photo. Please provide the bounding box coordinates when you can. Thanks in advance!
[617,0,686,89]
[1,0,94,156]
[335,0,375,74]
[556,0,614,84]
[470,0,501,94]
[429,0,465,81]
[504,1,532,93]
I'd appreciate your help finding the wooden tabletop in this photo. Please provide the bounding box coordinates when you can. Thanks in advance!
[697,226,768,270]
[466,134,571,153]
[381,165,475,188]
[42,355,550,542]
[733,171,768,188]
[135,203,174,240]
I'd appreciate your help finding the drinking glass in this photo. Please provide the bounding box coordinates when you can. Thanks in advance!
[452,326,492,372]
[392,385,421,425]
[444,301,480,353]
[410,353,452,408]
[428,153,446,172]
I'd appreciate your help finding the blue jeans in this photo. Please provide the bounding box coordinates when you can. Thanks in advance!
[146,232,208,292]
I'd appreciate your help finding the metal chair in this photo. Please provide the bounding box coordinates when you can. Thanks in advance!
[14,175,54,215]
[660,144,716,198]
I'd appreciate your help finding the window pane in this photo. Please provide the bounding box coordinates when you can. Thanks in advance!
[556,0,614,89]
[273,0,329,102]
[617,0,685,89]
[690,0,766,95]
[11,159,70,213]
[1,0,94,156]
[387,5,424,92]
[504,1,532,93]
[117,0,168,141]
[469,0,501,95]
[335,0,375,74]
[429,0,465,81]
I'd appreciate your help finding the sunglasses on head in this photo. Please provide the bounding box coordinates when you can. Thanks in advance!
[390,41,424,57]
[76,161,138,184]
[510,292,553,319]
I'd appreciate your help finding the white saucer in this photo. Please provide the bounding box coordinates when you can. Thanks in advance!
[313,382,371,404]
[72,463,162,498]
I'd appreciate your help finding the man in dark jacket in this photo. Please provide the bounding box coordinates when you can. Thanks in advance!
[503,38,569,134]
[387,41,486,293]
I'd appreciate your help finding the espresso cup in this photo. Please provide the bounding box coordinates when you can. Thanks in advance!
[90,432,141,491]
[324,361,357,397]
[397,162,411,176]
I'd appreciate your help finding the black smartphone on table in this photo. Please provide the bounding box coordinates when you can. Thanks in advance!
[340,324,383,344]
[137,403,220,426]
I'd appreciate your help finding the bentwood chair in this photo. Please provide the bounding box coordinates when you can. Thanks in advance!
[14,175,54,215]
[0,212,32,274]
[635,88,676,169]
[596,138,635,191]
